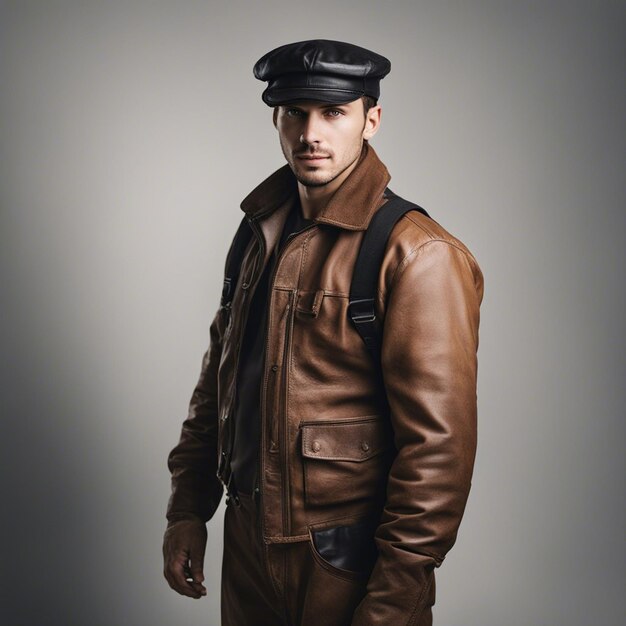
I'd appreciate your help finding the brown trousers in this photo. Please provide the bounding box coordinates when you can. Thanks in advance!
[221,492,371,626]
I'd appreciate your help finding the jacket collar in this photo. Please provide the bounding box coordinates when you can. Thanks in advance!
[239,142,391,231]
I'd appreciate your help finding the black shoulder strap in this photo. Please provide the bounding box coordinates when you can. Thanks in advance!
[348,187,432,365]
[220,216,254,310]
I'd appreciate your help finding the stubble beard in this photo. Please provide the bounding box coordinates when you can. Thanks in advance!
[278,112,369,188]
[283,142,363,189]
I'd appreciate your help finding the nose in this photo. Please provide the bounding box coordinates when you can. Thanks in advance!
[299,112,323,146]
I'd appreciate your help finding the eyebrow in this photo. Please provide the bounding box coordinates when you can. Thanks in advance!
[284,104,349,112]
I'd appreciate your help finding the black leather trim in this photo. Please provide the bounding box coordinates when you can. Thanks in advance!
[310,515,379,573]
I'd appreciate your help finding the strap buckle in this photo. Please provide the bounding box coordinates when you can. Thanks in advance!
[348,297,376,324]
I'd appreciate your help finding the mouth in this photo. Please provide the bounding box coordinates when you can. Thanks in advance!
[296,154,330,161]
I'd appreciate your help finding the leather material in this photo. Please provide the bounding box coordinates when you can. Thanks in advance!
[230,197,313,496]
[167,141,484,625]
[311,516,379,574]
[222,493,380,626]
[253,39,391,105]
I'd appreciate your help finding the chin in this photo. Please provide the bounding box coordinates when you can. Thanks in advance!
[289,165,331,187]
[296,173,335,188]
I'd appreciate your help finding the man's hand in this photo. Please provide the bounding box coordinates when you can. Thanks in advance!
[163,518,208,599]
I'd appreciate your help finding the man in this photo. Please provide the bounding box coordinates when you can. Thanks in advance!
[163,39,484,626]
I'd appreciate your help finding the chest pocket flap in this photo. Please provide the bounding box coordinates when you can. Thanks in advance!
[301,417,390,462]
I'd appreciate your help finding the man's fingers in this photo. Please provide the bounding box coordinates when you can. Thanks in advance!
[166,553,203,598]
[189,536,207,596]
[162,520,208,599]
[189,538,206,581]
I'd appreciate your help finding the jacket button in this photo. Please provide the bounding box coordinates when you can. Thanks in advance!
[312,441,321,453]
[271,365,278,372]
[361,441,370,452]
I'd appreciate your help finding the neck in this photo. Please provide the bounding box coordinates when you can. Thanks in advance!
[297,148,363,220]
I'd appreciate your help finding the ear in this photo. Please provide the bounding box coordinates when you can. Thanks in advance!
[272,107,278,128]
[362,105,382,141]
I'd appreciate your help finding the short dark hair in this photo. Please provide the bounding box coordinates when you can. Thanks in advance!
[361,96,378,143]
[362,95,378,113]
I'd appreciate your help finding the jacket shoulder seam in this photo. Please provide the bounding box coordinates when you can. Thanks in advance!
[404,211,438,239]
[385,229,477,298]
[376,213,480,306]
[399,238,475,275]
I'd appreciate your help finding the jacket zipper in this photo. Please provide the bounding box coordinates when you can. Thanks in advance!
[256,221,317,538]
[280,288,296,534]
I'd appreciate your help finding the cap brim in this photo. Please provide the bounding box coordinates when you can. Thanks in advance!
[262,87,363,106]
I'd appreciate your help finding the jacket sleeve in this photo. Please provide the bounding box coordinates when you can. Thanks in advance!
[165,302,228,527]
[351,239,484,625]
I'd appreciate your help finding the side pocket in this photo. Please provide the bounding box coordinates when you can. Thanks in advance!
[300,416,393,507]
[309,514,380,581]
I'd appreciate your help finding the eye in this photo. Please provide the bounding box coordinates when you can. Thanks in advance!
[325,109,343,117]
[285,108,303,117]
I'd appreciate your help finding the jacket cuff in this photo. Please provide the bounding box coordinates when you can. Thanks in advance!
[165,512,207,529]
[351,556,437,625]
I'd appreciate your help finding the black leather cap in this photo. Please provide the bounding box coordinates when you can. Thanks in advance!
[253,39,391,106]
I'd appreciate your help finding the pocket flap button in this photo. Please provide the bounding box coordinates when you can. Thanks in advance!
[361,442,370,452]
[312,441,321,453]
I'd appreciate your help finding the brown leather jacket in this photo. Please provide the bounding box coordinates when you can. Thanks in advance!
[166,142,484,624]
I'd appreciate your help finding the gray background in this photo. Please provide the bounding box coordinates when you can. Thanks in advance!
[1,1,624,625]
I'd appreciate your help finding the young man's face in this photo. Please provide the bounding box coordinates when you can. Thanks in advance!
[273,98,381,188]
